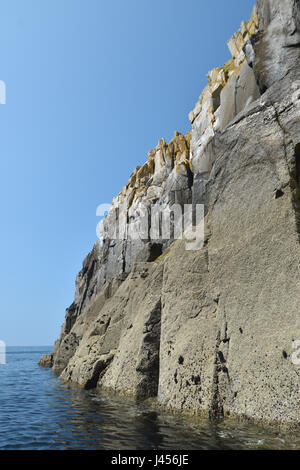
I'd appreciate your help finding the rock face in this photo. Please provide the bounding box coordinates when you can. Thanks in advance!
[245,0,300,92]
[40,0,300,430]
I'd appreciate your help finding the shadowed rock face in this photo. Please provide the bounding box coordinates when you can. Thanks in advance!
[40,1,300,430]
[245,0,300,92]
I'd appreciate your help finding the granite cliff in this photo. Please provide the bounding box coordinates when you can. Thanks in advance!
[40,0,300,430]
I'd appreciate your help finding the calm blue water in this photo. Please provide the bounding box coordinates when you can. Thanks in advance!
[0,346,299,450]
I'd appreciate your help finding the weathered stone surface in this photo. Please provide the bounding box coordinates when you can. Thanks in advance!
[40,1,300,431]
[59,262,163,398]
[100,264,163,398]
[158,241,218,417]
[189,6,260,174]
[217,62,260,131]
[158,70,300,428]
[38,354,53,368]
[244,0,300,92]
[217,74,237,131]
[235,62,260,114]
[204,71,300,427]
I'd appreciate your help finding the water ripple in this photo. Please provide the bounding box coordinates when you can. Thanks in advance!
[0,347,299,450]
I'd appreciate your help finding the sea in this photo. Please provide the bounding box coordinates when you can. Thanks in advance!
[0,346,299,450]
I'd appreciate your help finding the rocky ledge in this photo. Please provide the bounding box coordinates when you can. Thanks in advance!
[40,0,300,431]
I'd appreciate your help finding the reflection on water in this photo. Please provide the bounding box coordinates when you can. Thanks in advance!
[0,347,299,450]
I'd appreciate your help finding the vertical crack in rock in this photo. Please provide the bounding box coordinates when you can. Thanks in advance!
[296,143,300,186]
[135,298,162,399]
[210,305,232,421]
[294,143,300,237]
[210,330,225,421]
[121,239,127,273]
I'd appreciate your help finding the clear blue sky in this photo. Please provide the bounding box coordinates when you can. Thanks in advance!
[0,0,255,346]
